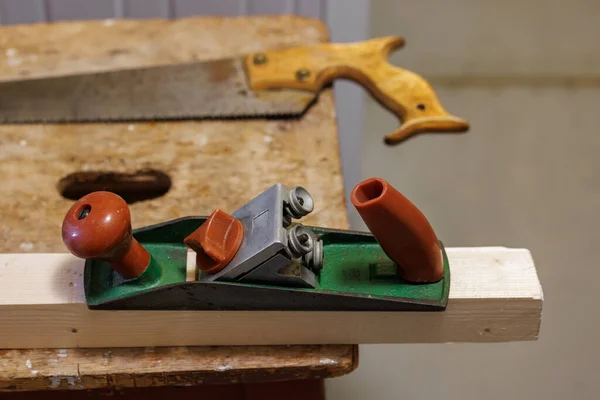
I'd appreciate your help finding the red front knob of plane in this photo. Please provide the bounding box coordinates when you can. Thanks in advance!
[61,191,150,279]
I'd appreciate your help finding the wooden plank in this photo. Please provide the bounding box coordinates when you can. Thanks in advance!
[0,345,356,391]
[0,247,543,349]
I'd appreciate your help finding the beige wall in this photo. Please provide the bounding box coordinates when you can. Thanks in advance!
[327,1,600,399]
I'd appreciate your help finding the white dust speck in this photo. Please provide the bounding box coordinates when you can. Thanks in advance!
[57,349,68,358]
[128,124,135,131]
[263,136,273,143]
[20,242,34,251]
[31,370,38,375]
[214,364,232,371]
[66,377,79,386]
[48,376,83,389]
[6,58,22,67]
[307,26,320,37]
[228,176,241,185]
[19,140,27,146]
[103,19,115,27]
[26,359,32,368]
[5,48,16,57]
[319,357,336,365]
[48,376,80,388]
[145,347,155,353]
[82,164,90,171]
[196,135,208,147]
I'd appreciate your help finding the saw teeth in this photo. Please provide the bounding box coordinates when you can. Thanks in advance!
[0,113,305,125]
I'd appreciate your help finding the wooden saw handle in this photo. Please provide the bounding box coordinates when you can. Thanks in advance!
[245,36,469,145]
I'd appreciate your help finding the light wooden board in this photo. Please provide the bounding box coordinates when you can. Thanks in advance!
[0,247,543,349]
[0,345,356,391]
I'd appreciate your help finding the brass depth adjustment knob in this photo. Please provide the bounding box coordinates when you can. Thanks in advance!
[61,191,150,280]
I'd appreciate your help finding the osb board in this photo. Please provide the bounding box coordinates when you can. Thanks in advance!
[0,16,353,390]
[0,16,348,254]
[0,345,357,391]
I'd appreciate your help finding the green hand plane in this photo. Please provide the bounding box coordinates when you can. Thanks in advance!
[61,179,450,311]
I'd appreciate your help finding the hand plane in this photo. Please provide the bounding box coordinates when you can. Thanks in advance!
[0,37,468,145]
[62,179,450,311]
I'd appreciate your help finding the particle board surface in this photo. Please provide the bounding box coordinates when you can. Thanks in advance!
[0,15,347,255]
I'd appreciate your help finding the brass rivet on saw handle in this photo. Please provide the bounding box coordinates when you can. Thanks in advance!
[296,68,311,82]
[253,53,268,65]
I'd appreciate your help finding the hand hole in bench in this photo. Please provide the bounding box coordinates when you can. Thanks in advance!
[57,169,171,204]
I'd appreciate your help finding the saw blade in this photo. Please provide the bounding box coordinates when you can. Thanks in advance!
[0,58,316,123]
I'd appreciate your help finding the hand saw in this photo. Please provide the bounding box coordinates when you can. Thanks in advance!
[0,36,469,145]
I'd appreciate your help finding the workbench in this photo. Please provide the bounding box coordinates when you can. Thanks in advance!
[0,15,543,396]
[0,15,354,394]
